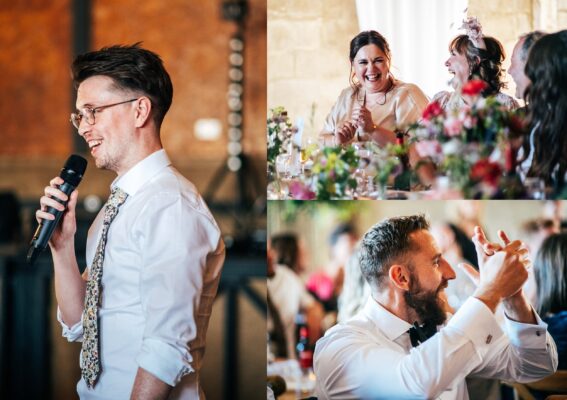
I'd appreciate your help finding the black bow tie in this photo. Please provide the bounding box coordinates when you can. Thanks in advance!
[408,322,437,347]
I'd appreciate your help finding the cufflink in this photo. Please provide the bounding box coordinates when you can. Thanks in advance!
[485,334,492,344]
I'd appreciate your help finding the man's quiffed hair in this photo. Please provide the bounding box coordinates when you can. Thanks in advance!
[72,43,173,128]
[359,214,429,288]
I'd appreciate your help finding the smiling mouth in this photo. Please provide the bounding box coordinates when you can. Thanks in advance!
[365,73,381,82]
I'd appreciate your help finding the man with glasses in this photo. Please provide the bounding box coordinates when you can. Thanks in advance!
[36,44,225,399]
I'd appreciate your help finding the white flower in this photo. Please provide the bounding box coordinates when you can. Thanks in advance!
[442,139,464,155]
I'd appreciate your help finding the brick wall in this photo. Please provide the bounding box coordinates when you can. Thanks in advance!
[0,0,266,199]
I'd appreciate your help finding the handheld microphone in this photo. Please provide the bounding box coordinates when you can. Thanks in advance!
[27,155,88,265]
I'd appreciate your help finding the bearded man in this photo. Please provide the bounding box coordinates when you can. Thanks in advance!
[313,214,557,399]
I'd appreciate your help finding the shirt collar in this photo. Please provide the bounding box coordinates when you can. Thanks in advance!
[362,296,413,342]
[111,149,171,196]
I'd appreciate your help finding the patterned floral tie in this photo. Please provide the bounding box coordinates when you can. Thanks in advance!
[81,187,128,388]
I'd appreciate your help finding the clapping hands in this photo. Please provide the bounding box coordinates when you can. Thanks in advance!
[459,226,531,312]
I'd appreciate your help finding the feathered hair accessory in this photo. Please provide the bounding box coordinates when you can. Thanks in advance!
[460,17,486,50]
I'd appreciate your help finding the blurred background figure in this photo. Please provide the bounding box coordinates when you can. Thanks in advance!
[534,233,567,370]
[306,222,358,320]
[519,217,560,305]
[337,248,370,323]
[268,233,324,359]
[430,222,478,310]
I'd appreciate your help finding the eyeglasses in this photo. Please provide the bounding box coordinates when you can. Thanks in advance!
[70,98,139,130]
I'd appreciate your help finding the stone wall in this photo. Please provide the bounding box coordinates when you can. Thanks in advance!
[268,0,358,140]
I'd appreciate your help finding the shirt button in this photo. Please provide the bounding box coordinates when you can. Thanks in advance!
[486,334,492,344]
[536,331,541,337]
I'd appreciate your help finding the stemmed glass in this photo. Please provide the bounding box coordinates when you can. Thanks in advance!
[275,154,292,199]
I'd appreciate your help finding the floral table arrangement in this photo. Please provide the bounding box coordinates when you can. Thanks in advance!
[408,79,526,198]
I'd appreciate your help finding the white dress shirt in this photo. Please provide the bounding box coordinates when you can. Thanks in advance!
[58,149,225,400]
[314,296,557,399]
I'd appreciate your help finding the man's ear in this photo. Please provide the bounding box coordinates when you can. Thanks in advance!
[134,96,152,127]
[388,264,411,291]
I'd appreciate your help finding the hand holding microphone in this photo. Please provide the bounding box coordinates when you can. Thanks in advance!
[28,155,87,265]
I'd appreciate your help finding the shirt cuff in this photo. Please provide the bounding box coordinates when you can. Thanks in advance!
[57,307,83,342]
[447,297,504,359]
[504,306,549,349]
[136,338,194,386]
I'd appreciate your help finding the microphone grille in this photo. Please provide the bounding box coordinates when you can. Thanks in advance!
[61,154,88,186]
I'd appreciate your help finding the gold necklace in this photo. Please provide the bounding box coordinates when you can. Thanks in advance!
[362,78,394,106]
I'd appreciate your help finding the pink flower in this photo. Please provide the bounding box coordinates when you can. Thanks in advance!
[289,181,316,200]
[462,115,477,129]
[443,116,463,137]
[415,140,442,158]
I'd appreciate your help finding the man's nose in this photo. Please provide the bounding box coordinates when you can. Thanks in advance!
[442,259,456,280]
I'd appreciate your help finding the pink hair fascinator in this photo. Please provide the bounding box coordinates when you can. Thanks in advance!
[460,17,486,50]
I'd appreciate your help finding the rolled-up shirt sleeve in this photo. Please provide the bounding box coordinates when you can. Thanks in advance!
[134,192,223,386]
[57,307,83,342]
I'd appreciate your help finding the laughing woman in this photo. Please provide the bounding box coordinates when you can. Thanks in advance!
[433,17,518,111]
[320,30,429,147]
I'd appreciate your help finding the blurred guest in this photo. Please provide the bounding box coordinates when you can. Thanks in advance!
[320,30,428,147]
[337,248,370,323]
[433,17,518,111]
[522,30,567,191]
[534,233,567,369]
[271,232,308,274]
[520,218,560,305]
[508,31,546,101]
[268,234,324,359]
[314,215,557,399]
[306,222,358,313]
[430,222,477,310]
[455,200,484,239]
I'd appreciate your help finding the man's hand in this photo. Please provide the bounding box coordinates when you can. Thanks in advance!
[35,176,78,251]
[471,227,530,312]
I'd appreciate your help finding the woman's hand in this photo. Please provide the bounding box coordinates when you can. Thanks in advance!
[352,105,374,133]
[336,121,357,144]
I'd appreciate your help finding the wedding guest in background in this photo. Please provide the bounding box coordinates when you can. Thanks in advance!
[320,30,429,147]
[337,248,370,323]
[508,31,546,101]
[534,233,567,369]
[314,214,557,399]
[306,222,358,314]
[430,222,477,310]
[508,31,547,181]
[432,17,518,111]
[522,29,567,191]
[519,218,560,305]
[268,233,324,358]
[270,232,308,274]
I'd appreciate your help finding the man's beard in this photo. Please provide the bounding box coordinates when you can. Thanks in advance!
[404,277,448,327]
